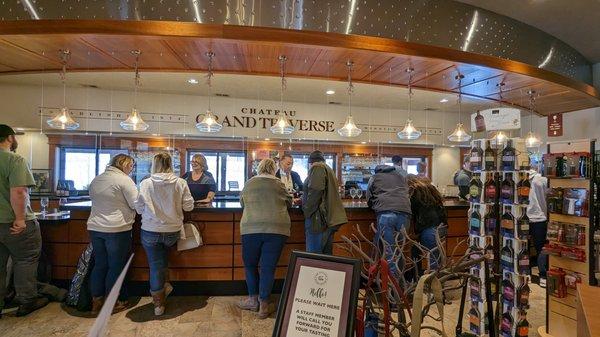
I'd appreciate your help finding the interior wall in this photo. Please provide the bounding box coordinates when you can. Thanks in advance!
[432,147,460,192]
[14,131,49,170]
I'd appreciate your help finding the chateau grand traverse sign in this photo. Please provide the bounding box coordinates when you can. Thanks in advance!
[272,252,361,337]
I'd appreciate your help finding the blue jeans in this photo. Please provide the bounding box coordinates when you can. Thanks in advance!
[89,230,132,301]
[413,226,445,277]
[530,221,548,278]
[141,229,180,293]
[241,233,287,300]
[374,211,410,278]
[304,218,339,255]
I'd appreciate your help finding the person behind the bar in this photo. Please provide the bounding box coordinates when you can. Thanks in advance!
[407,175,447,277]
[275,154,303,193]
[87,154,138,315]
[0,124,49,317]
[237,158,292,318]
[302,150,347,254]
[527,163,548,287]
[366,163,411,278]
[135,152,194,316]
[182,153,216,203]
[391,155,408,177]
[453,155,472,200]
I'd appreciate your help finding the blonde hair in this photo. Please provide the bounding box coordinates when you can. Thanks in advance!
[191,153,208,171]
[152,152,173,174]
[109,154,134,173]
[257,158,277,176]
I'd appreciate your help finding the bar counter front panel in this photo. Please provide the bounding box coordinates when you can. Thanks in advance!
[42,201,468,282]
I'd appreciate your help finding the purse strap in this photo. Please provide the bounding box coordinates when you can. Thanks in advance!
[411,273,447,337]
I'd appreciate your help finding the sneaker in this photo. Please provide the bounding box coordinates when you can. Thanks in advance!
[16,297,49,317]
[539,278,547,288]
[151,289,166,316]
[237,296,259,312]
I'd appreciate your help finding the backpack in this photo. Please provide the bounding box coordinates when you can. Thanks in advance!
[66,244,94,312]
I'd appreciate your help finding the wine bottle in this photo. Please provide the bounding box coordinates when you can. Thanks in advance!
[475,110,486,132]
[501,310,514,337]
[579,156,587,178]
[515,310,530,337]
[485,238,496,272]
[470,140,484,172]
[516,206,530,240]
[484,205,497,236]
[517,245,530,274]
[501,173,515,204]
[469,174,482,203]
[502,272,515,306]
[501,139,516,171]
[469,271,482,302]
[501,239,515,271]
[516,172,531,204]
[517,279,531,309]
[470,205,482,235]
[501,206,515,238]
[484,173,498,203]
[469,303,481,335]
[484,140,496,171]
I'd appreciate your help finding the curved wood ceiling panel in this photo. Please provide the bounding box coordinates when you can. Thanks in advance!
[0,20,598,116]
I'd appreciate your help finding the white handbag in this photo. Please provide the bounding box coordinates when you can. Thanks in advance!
[177,222,203,251]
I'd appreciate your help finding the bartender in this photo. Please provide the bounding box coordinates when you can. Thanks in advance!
[182,154,216,203]
[453,155,472,200]
[275,154,303,193]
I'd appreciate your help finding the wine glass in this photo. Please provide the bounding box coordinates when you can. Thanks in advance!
[356,189,364,205]
[40,197,49,215]
[349,188,357,204]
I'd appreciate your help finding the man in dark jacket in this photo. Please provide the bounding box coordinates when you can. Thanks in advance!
[366,165,411,278]
[275,154,303,193]
[302,151,347,254]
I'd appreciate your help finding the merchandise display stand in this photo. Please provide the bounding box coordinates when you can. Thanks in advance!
[542,139,596,337]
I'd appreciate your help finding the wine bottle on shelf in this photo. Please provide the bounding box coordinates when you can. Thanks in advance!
[516,206,530,240]
[469,174,482,203]
[556,154,565,177]
[501,139,516,171]
[517,244,530,275]
[484,237,496,273]
[470,204,482,235]
[484,204,497,236]
[469,271,482,302]
[484,140,496,171]
[501,206,515,238]
[569,155,577,177]
[484,173,498,203]
[501,239,515,271]
[501,173,515,204]
[470,140,484,172]
[502,272,515,306]
[516,172,531,204]
[469,303,481,335]
[500,310,514,337]
[515,310,530,337]
[579,155,587,178]
[517,278,531,309]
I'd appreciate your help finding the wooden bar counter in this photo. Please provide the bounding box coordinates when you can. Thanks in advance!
[41,200,468,286]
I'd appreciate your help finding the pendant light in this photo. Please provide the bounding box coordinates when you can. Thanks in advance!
[120,50,149,132]
[47,50,79,130]
[270,55,295,135]
[525,90,542,149]
[196,51,223,133]
[397,68,421,140]
[447,74,471,142]
[337,60,362,137]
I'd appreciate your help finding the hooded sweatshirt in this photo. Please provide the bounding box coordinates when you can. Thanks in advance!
[135,173,195,233]
[527,170,548,222]
[366,165,411,214]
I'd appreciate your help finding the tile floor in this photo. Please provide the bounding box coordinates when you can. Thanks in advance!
[0,281,546,337]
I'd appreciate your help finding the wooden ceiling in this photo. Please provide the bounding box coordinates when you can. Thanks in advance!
[0,20,598,116]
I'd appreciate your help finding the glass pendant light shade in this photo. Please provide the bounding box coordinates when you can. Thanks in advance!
[196,110,223,133]
[120,108,149,131]
[447,122,471,142]
[47,107,80,130]
[525,131,542,148]
[397,119,422,140]
[337,115,362,137]
[270,115,294,135]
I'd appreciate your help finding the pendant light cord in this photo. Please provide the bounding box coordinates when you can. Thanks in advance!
[347,60,354,116]
[279,55,287,114]
[407,68,414,119]
[59,49,70,107]
[206,51,215,112]
[455,73,464,123]
[132,50,141,109]
[528,90,536,133]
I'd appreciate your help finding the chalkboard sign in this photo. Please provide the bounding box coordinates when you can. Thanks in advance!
[272,252,361,337]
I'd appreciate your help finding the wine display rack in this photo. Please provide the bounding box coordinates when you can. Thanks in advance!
[467,138,532,337]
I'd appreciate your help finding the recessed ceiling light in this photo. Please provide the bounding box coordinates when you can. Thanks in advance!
[440,98,449,103]
[188,78,199,84]
[326,89,335,95]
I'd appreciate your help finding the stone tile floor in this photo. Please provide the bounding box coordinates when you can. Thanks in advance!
[0,283,546,337]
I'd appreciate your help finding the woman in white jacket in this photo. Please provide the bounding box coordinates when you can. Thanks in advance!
[135,152,195,316]
[87,154,138,315]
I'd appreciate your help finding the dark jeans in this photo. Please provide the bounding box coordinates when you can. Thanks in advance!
[88,230,132,301]
[530,220,548,278]
[375,211,410,278]
[0,220,42,308]
[141,229,180,293]
[241,233,287,300]
[412,226,446,277]
[304,218,339,255]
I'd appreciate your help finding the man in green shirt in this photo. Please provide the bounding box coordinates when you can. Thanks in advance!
[0,124,48,317]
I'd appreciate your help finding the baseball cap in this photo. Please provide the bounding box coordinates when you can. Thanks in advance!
[0,124,24,137]
[308,150,325,164]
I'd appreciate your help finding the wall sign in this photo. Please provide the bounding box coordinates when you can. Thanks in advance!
[272,252,361,337]
[470,108,521,132]
[547,113,563,137]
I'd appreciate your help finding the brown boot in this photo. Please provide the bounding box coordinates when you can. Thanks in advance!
[257,299,272,319]
[151,289,166,316]
[112,300,129,314]
[91,297,104,315]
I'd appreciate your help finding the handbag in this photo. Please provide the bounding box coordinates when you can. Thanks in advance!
[177,222,203,251]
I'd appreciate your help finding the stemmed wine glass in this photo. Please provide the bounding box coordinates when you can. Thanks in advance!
[40,197,49,215]
[349,188,357,205]
[356,189,363,205]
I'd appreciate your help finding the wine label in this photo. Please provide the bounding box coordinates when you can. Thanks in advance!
[502,155,515,162]
[470,185,480,197]
[485,218,497,235]
[470,218,481,234]
[518,187,530,197]
[517,326,529,337]
[501,219,514,230]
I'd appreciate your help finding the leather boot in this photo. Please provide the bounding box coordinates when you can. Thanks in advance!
[91,297,104,315]
[16,297,49,317]
[112,299,129,314]
[257,299,272,319]
[236,295,259,312]
[151,289,166,316]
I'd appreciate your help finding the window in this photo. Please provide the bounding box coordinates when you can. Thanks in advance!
[290,153,336,182]
[60,148,127,190]
[188,150,246,192]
